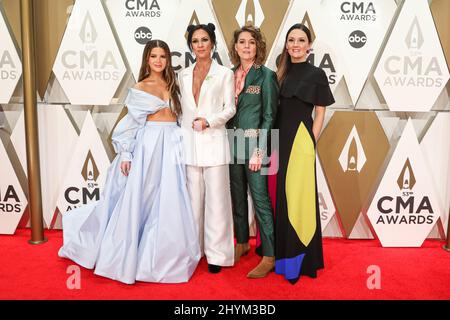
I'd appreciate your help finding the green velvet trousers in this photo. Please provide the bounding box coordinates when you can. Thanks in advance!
[230,161,275,257]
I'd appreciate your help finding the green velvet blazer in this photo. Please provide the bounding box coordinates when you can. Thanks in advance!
[227,64,279,161]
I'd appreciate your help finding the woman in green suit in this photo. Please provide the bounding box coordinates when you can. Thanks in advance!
[227,25,278,278]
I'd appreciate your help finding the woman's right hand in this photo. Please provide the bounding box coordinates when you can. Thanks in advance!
[192,117,208,131]
[120,161,131,176]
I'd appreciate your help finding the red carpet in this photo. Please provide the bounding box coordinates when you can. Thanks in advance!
[0,229,449,300]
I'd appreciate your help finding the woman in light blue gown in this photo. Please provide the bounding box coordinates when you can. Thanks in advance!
[58,40,201,284]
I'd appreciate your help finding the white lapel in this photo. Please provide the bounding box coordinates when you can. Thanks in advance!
[181,65,196,110]
[197,60,218,108]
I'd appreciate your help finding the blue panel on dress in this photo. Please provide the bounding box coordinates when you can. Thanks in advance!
[275,253,305,280]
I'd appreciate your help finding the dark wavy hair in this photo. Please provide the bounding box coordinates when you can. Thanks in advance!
[230,25,266,66]
[137,40,181,115]
[276,23,312,85]
[186,23,217,52]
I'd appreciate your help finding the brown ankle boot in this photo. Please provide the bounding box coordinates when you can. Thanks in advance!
[247,256,275,279]
[234,243,250,264]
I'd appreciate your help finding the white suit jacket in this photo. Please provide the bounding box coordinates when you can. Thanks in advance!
[178,60,236,167]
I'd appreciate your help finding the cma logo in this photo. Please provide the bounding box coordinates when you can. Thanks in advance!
[135,27,152,45]
[0,51,18,80]
[376,158,434,225]
[318,192,329,221]
[397,158,415,193]
[125,0,161,17]
[306,53,336,84]
[340,2,376,21]
[81,151,99,183]
[61,49,120,80]
[235,0,265,27]
[60,12,120,81]
[126,0,160,10]
[171,52,223,71]
[383,17,444,88]
[405,17,424,50]
[0,185,22,213]
[64,151,100,210]
[60,11,120,80]
[61,50,118,70]
[79,12,97,44]
[348,30,367,49]
[338,125,366,173]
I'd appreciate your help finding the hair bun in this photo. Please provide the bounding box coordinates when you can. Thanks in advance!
[187,24,196,33]
[206,23,216,32]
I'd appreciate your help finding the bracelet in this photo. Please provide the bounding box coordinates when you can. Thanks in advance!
[243,128,260,138]
[252,148,265,159]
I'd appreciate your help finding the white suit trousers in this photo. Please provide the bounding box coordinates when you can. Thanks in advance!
[186,165,234,266]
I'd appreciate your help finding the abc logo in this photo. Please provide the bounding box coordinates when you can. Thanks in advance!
[134,27,152,45]
[348,30,367,48]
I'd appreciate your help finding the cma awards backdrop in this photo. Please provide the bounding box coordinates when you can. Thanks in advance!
[0,0,449,247]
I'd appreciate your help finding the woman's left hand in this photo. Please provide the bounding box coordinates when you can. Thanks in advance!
[249,153,262,172]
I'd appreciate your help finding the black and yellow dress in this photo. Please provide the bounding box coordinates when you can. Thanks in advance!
[275,61,334,284]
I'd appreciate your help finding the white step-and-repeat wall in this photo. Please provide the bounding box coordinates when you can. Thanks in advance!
[0,0,449,247]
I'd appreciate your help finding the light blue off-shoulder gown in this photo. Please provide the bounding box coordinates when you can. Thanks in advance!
[58,88,201,284]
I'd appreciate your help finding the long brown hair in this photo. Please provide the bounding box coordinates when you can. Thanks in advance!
[276,24,312,86]
[229,25,266,67]
[137,40,181,115]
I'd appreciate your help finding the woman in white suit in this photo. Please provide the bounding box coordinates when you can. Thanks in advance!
[178,23,236,273]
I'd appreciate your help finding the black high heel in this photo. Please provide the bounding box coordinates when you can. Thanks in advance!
[207,264,222,274]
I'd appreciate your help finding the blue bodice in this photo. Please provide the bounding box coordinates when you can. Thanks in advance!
[111,88,170,161]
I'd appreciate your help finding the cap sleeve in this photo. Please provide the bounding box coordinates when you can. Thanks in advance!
[281,68,335,107]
